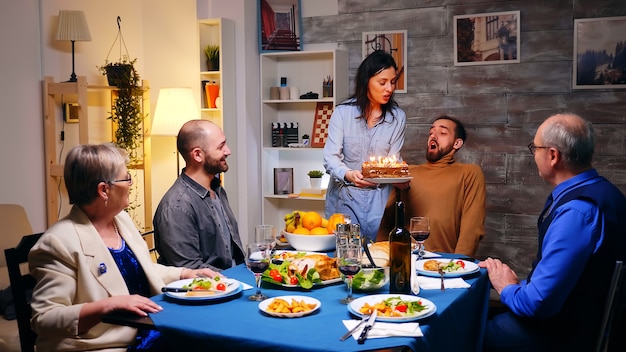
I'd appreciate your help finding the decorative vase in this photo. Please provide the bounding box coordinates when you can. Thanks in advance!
[310,177,322,189]
[204,82,220,108]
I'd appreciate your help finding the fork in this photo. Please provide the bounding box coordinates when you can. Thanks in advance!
[438,267,445,291]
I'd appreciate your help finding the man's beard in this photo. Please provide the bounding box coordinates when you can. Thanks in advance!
[426,143,454,162]
[203,157,228,175]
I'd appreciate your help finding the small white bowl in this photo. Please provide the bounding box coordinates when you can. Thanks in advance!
[282,231,336,252]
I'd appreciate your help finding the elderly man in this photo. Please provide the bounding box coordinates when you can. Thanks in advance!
[377,115,486,256]
[480,113,626,351]
[154,120,244,271]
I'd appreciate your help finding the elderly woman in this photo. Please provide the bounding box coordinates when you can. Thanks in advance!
[29,143,221,351]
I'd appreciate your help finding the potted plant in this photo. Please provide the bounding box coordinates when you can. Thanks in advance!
[307,170,324,189]
[99,56,139,88]
[205,44,220,71]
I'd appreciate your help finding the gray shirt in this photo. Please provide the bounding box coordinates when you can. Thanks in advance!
[154,171,244,271]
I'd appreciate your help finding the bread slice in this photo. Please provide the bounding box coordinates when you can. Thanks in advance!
[366,241,390,267]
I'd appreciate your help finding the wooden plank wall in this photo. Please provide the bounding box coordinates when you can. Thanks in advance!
[303,0,626,278]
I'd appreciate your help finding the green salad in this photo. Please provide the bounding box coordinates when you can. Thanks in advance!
[351,269,386,290]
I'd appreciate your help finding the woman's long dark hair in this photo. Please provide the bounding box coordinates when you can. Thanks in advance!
[343,50,399,121]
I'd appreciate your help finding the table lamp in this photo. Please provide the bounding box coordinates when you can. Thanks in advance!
[56,10,92,82]
[151,87,199,176]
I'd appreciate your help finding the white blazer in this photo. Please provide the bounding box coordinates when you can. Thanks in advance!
[29,206,182,352]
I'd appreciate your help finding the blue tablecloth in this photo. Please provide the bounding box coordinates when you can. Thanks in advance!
[150,254,489,352]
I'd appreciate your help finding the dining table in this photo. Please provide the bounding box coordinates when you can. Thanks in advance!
[124,253,490,352]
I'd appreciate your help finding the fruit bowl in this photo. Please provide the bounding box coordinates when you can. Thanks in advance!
[282,230,336,252]
[343,265,390,292]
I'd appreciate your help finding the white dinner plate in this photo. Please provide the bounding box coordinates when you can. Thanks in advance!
[259,295,321,318]
[415,259,480,278]
[363,177,413,184]
[348,294,437,322]
[163,278,242,301]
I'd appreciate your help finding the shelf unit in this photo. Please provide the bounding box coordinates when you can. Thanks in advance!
[197,18,238,206]
[42,76,152,230]
[260,49,348,228]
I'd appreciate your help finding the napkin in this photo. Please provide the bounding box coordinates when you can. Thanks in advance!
[239,281,254,290]
[416,276,470,290]
[342,320,423,339]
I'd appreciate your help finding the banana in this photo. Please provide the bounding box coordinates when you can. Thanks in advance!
[294,211,302,229]
[284,212,295,222]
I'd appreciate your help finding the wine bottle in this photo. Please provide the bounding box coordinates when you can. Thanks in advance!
[389,200,411,294]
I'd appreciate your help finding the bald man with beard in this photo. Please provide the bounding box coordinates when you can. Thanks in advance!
[376,115,486,256]
[154,120,244,271]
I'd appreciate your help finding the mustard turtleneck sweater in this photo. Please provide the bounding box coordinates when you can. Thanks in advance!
[376,153,486,256]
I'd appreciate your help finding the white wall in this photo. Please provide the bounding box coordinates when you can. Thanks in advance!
[0,0,197,234]
[0,0,337,241]
[0,0,46,232]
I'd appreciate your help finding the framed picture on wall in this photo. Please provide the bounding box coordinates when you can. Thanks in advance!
[573,16,626,89]
[362,30,408,93]
[453,11,520,66]
[258,0,302,53]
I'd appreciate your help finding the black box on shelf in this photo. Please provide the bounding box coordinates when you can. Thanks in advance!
[271,122,299,147]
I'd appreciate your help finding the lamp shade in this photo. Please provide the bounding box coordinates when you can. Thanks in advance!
[56,10,92,42]
[151,88,199,136]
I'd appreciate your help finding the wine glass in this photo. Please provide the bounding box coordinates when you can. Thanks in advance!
[255,225,276,254]
[337,241,361,304]
[246,242,270,301]
[410,216,430,261]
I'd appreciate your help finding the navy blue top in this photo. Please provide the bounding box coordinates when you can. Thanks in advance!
[109,239,166,351]
[108,239,150,296]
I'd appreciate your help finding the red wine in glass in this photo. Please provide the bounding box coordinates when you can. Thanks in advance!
[248,261,269,274]
[409,217,430,260]
[339,264,361,276]
[411,230,430,242]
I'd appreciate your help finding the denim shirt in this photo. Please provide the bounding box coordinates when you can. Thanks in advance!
[154,171,244,271]
[323,101,406,240]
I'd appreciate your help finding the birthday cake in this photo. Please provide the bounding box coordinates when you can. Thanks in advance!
[362,157,410,178]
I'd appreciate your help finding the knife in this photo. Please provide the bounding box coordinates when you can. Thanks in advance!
[162,287,201,292]
[339,315,368,341]
[357,309,377,344]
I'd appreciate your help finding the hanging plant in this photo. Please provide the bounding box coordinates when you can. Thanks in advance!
[97,16,145,164]
[97,16,146,225]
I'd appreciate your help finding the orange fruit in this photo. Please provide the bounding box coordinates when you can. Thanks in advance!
[327,213,346,233]
[301,211,323,230]
[310,227,329,235]
[293,227,310,235]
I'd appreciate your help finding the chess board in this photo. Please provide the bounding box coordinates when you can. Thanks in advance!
[311,102,334,148]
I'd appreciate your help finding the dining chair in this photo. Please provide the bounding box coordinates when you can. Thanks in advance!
[0,204,33,269]
[141,230,159,263]
[4,232,43,352]
[595,260,626,352]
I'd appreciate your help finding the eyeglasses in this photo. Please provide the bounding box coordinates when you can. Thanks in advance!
[112,172,133,186]
[527,142,550,155]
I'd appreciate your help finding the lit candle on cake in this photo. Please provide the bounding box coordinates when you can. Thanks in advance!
[363,155,409,178]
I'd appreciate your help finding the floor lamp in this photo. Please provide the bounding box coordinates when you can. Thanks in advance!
[56,10,92,82]
[151,88,199,177]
